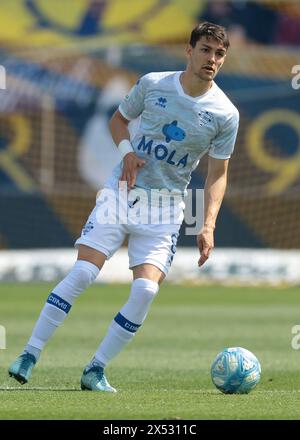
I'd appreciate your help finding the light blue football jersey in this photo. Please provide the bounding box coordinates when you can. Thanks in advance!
[106,71,239,196]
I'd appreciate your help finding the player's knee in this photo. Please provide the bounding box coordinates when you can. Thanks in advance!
[67,261,100,296]
[72,261,99,289]
[131,278,159,305]
[119,278,159,326]
[52,260,99,302]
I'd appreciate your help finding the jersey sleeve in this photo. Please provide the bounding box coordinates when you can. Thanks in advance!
[209,109,239,159]
[118,75,149,121]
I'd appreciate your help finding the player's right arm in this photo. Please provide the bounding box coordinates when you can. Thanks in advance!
[109,110,145,190]
[109,76,149,190]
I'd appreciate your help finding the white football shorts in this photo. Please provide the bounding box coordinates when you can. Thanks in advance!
[75,187,184,275]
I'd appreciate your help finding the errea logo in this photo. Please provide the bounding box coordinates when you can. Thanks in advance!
[155,97,167,108]
[0,66,6,90]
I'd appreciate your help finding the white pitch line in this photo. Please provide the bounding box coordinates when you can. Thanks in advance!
[0,387,79,391]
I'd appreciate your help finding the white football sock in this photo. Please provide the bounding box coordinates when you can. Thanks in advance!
[23,344,41,361]
[25,260,99,353]
[91,278,159,368]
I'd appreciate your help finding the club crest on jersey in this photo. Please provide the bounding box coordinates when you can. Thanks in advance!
[198,110,212,127]
[155,97,167,108]
[162,120,185,143]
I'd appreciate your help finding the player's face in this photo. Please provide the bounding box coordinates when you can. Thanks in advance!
[186,37,227,81]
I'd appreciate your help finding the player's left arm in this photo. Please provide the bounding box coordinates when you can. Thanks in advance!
[197,156,229,267]
[197,107,239,267]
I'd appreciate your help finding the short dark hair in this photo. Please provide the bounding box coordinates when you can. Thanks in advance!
[189,22,230,49]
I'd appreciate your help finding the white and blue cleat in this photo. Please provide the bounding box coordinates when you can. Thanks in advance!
[8,353,37,384]
[9,354,117,392]
[80,366,117,393]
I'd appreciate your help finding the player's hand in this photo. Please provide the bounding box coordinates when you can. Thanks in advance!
[197,226,214,267]
[120,152,145,190]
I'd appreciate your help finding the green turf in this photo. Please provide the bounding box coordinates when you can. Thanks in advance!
[1,282,300,420]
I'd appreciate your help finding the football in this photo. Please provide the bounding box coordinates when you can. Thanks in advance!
[211,347,261,394]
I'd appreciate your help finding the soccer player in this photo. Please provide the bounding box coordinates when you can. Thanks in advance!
[8,22,239,392]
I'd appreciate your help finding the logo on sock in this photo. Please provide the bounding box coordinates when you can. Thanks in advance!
[114,313,140,333]
[47,293,71,313]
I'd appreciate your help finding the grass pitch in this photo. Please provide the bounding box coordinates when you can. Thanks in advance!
[1,282,300,420]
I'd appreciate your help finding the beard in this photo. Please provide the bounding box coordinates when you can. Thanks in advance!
[194,69,215,82]
[190,60,218,82]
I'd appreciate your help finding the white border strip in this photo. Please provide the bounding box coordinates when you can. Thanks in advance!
[0,248,300,284]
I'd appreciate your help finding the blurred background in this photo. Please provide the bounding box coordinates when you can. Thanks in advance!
[0,0,299,283]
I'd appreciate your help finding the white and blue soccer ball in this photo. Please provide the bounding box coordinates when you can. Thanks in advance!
[211,347,261,394]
